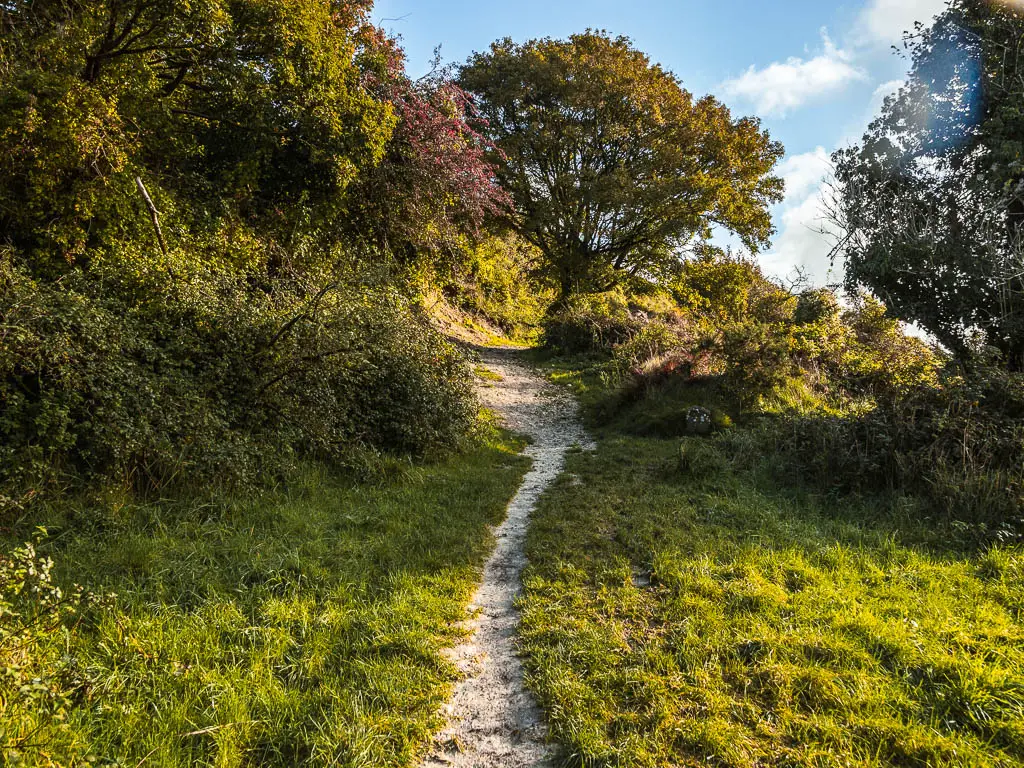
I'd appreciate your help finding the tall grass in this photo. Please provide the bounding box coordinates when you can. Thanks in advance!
[517,362,1024,767]
[0,430,529,766]
[520,434,1024,767]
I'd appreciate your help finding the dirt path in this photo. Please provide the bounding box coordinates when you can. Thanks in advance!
[423,347,590,768]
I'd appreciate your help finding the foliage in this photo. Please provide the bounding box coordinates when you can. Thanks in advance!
[832,1,1024,369]
[540,291,646,356]
[0,433,529,766]
[563,251,940,411]
[0,0,400,277]
[609,321,689,378]
[1,531,110,758]
[0,255,474,501]
[443,233,552,336]
[670,247,790,325]
[341,62,510,269]
[754,362,1024,535]
[460,32,784,299]
[826,294,942,399]
[0,1,505,504]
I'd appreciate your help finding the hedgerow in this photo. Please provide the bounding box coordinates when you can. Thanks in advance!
[0,253,473,506]
[0,0,505,511]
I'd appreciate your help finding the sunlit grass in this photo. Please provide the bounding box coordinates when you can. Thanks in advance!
[2,432,529,767]
[519,370,1024,767]
[473,364,505,382]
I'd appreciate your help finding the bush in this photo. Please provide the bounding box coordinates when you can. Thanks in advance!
[718,320,797,405]
[0,531,109,759]
[609,321,689,377]
[0,0,504,514]
[802,295,942,402]
[541,292,644,355]
[0,255,475,503]
[745,365,1024,533]
[793,288,840,325]
[448,234,552,336]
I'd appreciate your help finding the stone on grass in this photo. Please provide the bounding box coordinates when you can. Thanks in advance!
[685,406,713,435]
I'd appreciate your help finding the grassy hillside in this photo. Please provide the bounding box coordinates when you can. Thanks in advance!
[4,4,1024,765]
[518,365,1024,767]
[1,429,529,766]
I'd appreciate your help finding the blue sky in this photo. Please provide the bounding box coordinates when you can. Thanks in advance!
[373,0,950,286]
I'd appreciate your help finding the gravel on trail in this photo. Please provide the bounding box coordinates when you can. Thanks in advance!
[422,346,591,768]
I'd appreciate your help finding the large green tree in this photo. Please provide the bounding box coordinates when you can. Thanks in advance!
[832,1,1024,369]
[0,0,397,276]
[459,31,784,299]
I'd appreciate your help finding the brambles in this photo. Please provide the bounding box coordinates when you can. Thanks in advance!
[538,249,1022,533]
[752,364,1024,535]
[549,252,940,414]
[0,259,474,502]
[541,292,646,356]
[0,1,504,507]
[1,532,111,759]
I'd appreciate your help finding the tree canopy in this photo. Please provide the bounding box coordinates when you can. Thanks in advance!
[0,0,506,496]
[0,0,504,279]
[0,0,393,273]
[459,31,785,299]
[831,0,1024,369]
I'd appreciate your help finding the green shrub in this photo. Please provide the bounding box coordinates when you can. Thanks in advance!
[671,249,793,325]
[541,292,644,356]
[597,279,939,423]
[609,321,688,377]
[0,531,109,758]
[0,0,506,512]
[743,365,1024,533]
[448,234,552,336]
[718,320,797,404]
[0,255,474,503]
[793,288,841,325]
[806,295,942,402]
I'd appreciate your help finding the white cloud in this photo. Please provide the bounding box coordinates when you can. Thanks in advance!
[777,146,831,202]
[721,29,866,117]
[856,0,948,46]
[761,187,840,287]
[872,78,905,102]
[751,70,910,286]
[758,148,839,286]
[725,6,942,283]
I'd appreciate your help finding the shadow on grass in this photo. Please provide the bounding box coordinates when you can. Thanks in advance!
[517,363,1024,768]
[1,432,531,766]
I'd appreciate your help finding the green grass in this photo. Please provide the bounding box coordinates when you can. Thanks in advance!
[1,431,529,767]
[518,368,1024,767]
[474,364,505,382]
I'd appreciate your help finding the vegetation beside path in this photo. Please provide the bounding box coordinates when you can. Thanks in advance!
[5,1,1024,766]
[518,366,1024,768]
[1,427,528,766]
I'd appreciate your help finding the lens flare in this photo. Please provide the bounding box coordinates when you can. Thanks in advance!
[901,19,985,154]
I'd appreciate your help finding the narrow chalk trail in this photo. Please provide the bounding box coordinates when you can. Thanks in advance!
[423,347,590,768]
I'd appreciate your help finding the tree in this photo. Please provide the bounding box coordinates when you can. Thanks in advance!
[341,48,510,270]
[458,31,785,300]
[831,1,1024,370]
[0,0,397,276]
